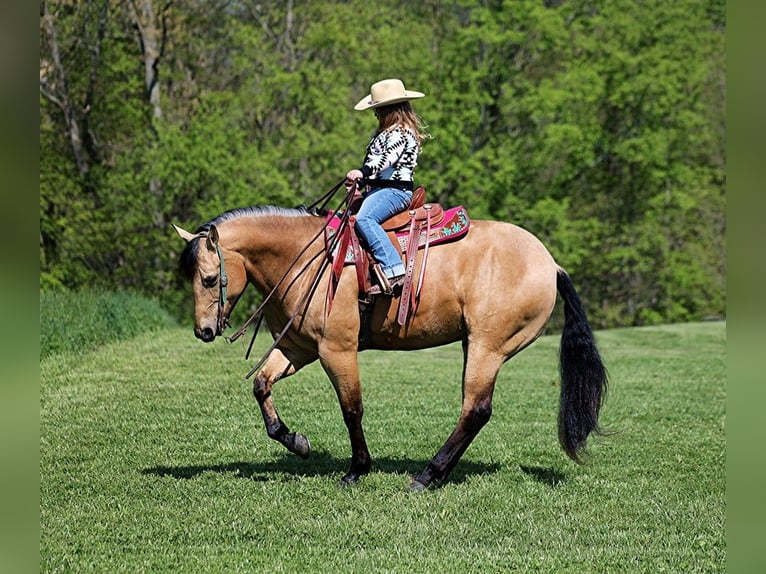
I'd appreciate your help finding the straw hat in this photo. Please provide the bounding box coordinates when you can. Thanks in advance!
[354,78,425,111]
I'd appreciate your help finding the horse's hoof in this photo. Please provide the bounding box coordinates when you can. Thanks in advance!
[408,478,428,492]
[338,472,359,487]
[291,433,311,459]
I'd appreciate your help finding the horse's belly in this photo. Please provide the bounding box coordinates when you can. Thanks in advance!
[364,297,464,351]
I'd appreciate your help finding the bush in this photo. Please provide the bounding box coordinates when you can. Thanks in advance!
[40,289,177,359]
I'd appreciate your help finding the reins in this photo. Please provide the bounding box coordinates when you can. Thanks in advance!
[226,178,359,379]
[306,177,348,213]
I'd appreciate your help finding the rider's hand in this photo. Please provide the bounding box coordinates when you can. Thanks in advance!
[345,169,363,190]
[346,169,363,182]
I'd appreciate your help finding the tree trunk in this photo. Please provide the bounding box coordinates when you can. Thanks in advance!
[129,0,169,226]
[40,0,89,178]
[129,0,166,122]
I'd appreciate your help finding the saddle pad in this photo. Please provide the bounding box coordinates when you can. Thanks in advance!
[326,205,470,264]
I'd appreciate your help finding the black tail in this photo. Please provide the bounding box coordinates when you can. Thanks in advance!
[556,268,609,463]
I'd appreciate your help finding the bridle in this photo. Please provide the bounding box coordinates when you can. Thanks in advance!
[194,231,230,336]
[213,242,229,335]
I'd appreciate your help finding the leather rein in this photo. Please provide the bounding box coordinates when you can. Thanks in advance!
[224,178,356,379]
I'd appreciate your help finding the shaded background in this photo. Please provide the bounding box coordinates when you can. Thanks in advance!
[39,0,725,329]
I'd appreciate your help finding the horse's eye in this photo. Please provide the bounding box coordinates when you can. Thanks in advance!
[202,275,218,288]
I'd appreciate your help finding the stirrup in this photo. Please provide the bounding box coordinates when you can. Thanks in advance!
[387,275,405,293]
[369,265,403,296]
[378,275,404,296]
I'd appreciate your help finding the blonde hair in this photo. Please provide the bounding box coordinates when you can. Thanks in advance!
[375,102,431,148]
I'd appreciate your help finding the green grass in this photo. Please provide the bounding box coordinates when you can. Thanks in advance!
[40,289,176,359]
[40,322,725,572]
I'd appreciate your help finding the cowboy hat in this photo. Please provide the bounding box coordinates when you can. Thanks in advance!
[354,78,425,111]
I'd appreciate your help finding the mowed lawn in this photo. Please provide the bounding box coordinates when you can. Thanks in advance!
[40,322,725,572]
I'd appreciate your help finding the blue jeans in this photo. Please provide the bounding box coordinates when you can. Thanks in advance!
[355,187,412,279]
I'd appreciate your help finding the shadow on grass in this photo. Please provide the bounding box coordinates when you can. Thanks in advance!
[519,465,567,487]
[142,450,501,486]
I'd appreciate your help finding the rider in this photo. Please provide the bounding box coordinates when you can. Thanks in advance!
[345,78,430,294]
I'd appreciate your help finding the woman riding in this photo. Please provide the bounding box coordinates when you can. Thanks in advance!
[345,78,430,294]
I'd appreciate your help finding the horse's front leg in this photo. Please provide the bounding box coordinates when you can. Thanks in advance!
[252,348,311,459]
[319,348,371,485]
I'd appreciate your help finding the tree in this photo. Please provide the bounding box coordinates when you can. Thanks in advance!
[39,0,725,327]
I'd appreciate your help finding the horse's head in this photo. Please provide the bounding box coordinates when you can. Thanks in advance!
[174,223,248,342]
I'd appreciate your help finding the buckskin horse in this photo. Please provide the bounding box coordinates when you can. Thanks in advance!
[174,195,608,490]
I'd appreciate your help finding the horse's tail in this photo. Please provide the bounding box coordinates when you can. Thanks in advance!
[555,267,609,463]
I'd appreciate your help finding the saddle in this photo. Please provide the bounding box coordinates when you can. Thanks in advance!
[325,186,470,329]
[380,186,445,232]
[343,186,445,234]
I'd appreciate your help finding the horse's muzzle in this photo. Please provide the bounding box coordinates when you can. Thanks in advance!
[195,326,217,342]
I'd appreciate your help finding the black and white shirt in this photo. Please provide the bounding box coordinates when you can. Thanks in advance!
[359,126,420,182]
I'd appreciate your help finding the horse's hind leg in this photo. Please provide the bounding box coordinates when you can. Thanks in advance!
[252,349,311,458]
[411,343,504,490]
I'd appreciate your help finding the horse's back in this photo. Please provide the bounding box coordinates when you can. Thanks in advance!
[451,218,557,274]
[366,219,559,352]
[437,218,557,309]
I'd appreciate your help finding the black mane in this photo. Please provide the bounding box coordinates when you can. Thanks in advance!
[178,205,313,280]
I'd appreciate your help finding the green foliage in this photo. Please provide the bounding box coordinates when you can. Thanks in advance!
[40,289,176,358]
[40,0,725,328]
[40,322,725,571]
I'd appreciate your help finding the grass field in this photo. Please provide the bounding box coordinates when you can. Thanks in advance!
[40,321,725,572]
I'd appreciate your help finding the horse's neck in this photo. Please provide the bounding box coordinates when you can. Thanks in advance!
[221,214,324,292]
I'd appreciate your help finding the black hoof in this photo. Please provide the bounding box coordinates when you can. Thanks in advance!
[290,432,311,459]
[408,478,428,492]
[338,472,360,487]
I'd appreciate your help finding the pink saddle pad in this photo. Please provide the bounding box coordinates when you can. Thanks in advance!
[326,205,470,263]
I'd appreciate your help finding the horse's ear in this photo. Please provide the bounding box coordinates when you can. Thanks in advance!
[172,224,197,243]
[205,225,220,251]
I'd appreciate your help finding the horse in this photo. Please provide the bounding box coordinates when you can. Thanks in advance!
[174,203,608,490]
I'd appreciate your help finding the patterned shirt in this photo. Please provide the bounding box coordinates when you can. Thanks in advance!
[359,126,420,182]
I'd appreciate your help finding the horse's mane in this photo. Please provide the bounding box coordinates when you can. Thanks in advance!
[198,205,312,234]
[178,205,315,279]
